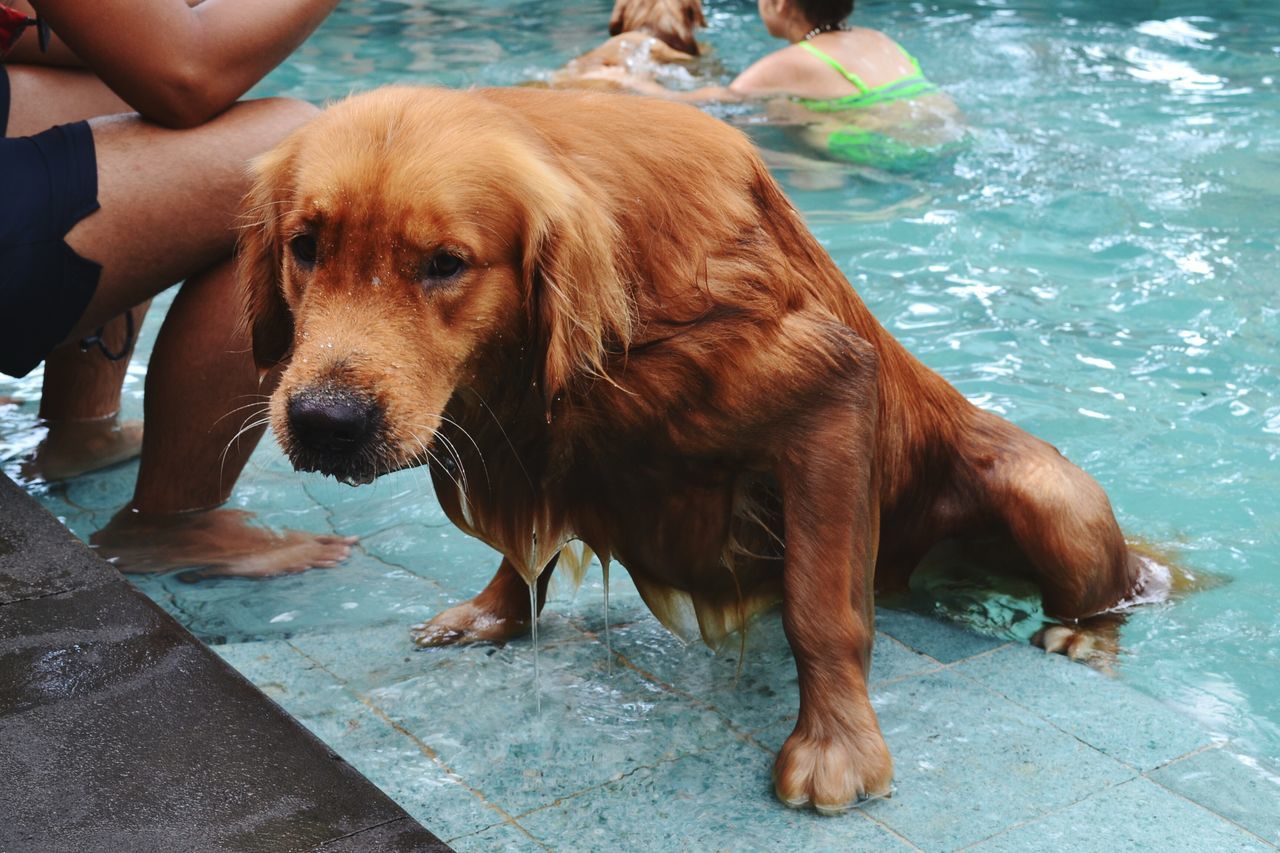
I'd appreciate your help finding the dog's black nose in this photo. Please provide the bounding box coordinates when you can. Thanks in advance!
[287,390,378,457]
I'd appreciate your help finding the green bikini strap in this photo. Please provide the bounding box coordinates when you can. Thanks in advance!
[797,40,870,94]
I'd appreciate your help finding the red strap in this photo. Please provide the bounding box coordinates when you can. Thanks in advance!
[0,5,33,54]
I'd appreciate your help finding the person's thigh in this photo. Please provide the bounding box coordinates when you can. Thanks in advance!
[4,64,131,137]
[64,97,318,339]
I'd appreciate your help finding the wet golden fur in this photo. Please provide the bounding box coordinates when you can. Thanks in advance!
[544,0,705,92]
[609,0,705,55]
[239,86,1152,811]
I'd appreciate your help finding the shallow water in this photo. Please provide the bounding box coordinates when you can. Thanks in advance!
[2,0,1278,765]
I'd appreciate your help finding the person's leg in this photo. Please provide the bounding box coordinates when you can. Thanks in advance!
[4,65,131,137]
[20,307,148,482]
[93,258,355,577]
[6,65,145,480]
[8,69,352,574]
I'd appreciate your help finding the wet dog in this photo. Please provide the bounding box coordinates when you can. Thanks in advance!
[545,0,705,91]
[239,86,1162,812]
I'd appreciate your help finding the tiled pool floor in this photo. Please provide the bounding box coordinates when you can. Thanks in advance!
[17,447,1280,851]
[212,579,1279,851]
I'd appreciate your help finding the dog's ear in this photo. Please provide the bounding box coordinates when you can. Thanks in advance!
[236,141,298,371]
[521,168,634,410]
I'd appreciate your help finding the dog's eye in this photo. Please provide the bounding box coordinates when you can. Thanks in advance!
[422,251,466,286]
[291,234,318,269]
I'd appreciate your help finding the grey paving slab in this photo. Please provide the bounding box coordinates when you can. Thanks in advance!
[757,669,1136,851]
[1149,746,1280,845]
[954,643,1211,771]
[0,584,441,852]
[0,474,448,852]
[517,747,914,853]
[969,776,1275,852]
[316,818,452,852]
[0,475,115,604]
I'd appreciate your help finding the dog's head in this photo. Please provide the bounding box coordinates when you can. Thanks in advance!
[238,87,632,485]
[609,0,706,56]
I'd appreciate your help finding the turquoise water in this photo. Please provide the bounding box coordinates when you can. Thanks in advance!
[3,0,1279,774]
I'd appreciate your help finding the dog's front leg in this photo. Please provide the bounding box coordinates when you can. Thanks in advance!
[770,334,892,813]
[411,554,557,646]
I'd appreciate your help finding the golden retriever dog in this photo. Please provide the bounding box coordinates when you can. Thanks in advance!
[545,0,705,91]
[609,0,705,55]
[239,86,1164,812]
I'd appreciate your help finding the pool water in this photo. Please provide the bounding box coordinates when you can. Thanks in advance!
[3,0,1279,780]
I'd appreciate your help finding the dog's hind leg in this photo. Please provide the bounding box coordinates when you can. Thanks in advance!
[969,414,1144,662]
[411,554,557,647]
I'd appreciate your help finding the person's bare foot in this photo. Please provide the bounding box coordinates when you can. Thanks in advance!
[91,507,357,578]
[0,396,21,406]
[20,417,145,483]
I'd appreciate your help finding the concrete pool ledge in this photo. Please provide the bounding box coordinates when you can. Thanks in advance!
[0,474,449,852]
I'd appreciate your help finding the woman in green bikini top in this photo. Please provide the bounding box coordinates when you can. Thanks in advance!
[621,0,964,171]
[793,39,940,113]
[789,37,962,171]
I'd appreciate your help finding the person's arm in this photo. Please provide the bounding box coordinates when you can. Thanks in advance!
[621,50,798,103]
[625,76,741,102]
[32,0,338,128]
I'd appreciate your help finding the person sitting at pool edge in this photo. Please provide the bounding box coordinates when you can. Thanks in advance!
[1,0,356,576]
[622,0,965,172]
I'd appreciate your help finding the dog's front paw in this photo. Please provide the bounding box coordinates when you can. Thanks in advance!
[410,600,529,647]
[773,723,893,814]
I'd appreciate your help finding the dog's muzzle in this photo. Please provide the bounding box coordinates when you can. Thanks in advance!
[284,385,385,485]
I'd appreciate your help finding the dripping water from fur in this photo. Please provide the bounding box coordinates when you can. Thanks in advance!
[601,556,613,674]
[529,577,541,714]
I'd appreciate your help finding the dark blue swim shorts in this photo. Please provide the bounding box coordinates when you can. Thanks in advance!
[0,64,103,378]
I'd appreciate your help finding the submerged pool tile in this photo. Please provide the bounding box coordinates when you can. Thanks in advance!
[212,639,353,718]
[1149,747,1280,844]
[302,468,453,538]
[953,644,1211,771]
[61,463,138,514]
[969,777,1274,852]
[609,610,940,736]
[447,820,542,852]
[361,640,744,817]
[517,748,912,852]
[875,606,1009,663]
[758,669,1134,850]
[361,520,509,597]
[162,550,449,644]
[292,610,593,691]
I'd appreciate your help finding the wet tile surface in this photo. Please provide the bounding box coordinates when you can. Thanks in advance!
[970,776,1274,852]
[953,644,1212,771]
[14,465,1275,852]
[1148,747,1280,845]
[517,747,913,852]
[758,669,1137,850]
